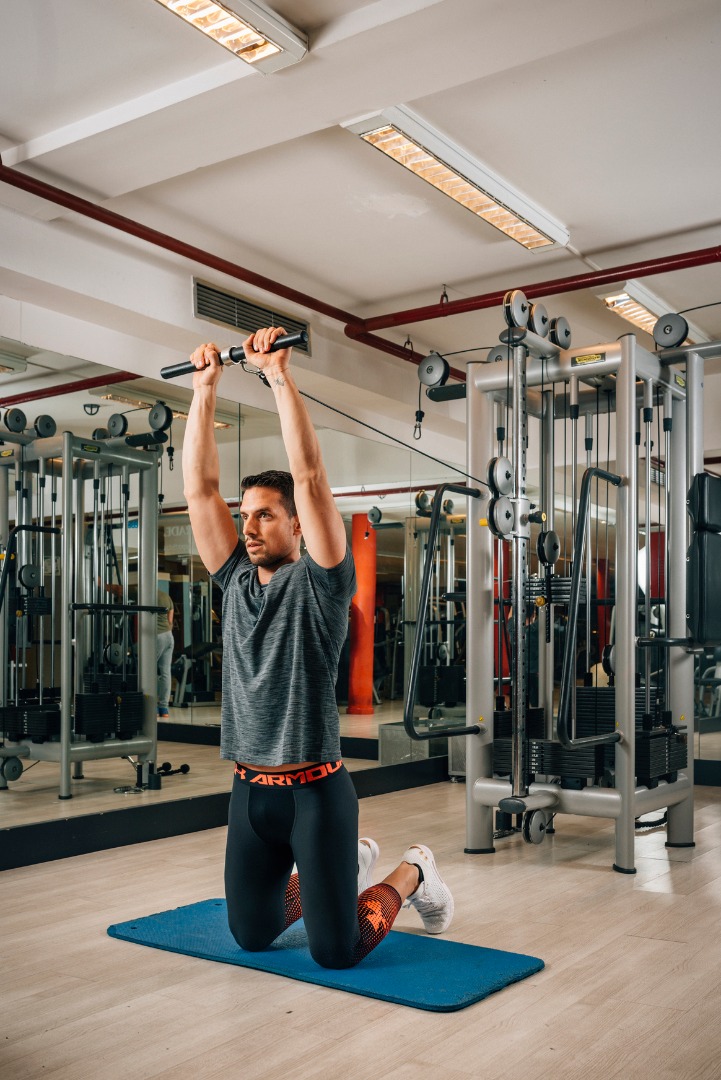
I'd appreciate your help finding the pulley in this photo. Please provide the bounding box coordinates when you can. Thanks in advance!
[148,402,173,432]
[18,563,40,589]
[549,316,572,349]
[33,415,56,438]
[367,506,382,525]
[528,302,549,337]
[488,496,514,538]
[503,289,530,329]
[487,456,513,496]
[522,810,548,845]
[92,427,109,441]
[4,408,26,433]
[653,312,689,349]
[107,412,129,438]
[537,529,560,566]
[415,490,431,513]
[104,642,125,668]
[418,352,450,388]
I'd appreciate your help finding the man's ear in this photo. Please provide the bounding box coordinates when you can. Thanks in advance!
[292,515,303,537]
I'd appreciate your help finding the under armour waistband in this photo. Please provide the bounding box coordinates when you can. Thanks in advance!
[234,760,344,786]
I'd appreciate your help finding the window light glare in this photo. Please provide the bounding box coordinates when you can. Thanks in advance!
[154,0,281,62]
[361,125,554,250]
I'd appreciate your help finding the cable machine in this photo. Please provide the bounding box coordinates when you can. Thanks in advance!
[0,426,163,798]
[405,293,710,873]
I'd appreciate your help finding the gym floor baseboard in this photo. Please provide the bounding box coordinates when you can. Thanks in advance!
[0,757,450,872]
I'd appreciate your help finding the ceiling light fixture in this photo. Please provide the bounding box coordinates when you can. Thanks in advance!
[0,352,29,374]
[343,106,569,251]
[95,390,232,429]
[600,280,708,344]
[152,0,307,73]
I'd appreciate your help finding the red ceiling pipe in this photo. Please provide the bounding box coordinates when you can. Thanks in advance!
[354,245,721,333]
[0,371,140,407]
[0,158,430,367]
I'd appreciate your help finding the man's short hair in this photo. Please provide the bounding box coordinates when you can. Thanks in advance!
[241,469,297,518]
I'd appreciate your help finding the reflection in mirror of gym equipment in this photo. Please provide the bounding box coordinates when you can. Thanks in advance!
[403,293,714,872]
[0,415,167,799]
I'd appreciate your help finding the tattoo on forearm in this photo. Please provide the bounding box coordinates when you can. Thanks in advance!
[273,375,286,387]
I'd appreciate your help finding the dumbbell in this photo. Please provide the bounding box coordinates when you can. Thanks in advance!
[156,761,190,777]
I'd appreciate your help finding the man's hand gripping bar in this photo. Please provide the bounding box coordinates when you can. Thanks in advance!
[160,330,308,381]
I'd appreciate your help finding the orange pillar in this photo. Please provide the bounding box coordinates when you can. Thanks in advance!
[347,513,376,715]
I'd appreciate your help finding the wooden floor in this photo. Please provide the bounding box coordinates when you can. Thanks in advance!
[2,781,720,1079]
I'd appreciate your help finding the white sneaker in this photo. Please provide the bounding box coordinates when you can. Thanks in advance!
[401,843,454,934]
[358,837,379,894]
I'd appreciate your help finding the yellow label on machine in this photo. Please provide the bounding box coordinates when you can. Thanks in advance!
[572,352,605,366]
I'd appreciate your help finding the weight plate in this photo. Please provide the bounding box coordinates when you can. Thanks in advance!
[149,402,173,431]
[537,529,561,566]
[19,563,40,589]
[92,427,109,441]
[490,496,514,537]
[418,352,450,387]
[107,412,129,438]
[1,756,23,782]
[549,316,572,349]
[491,456,513,496]
[367,506,382,525]
[653,312,688,349]
[33,414,56,438]
[4,407,26,433]
[503,289,529,329]
[528,303,549,337]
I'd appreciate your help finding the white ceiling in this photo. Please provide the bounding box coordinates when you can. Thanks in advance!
[1,0,720,459]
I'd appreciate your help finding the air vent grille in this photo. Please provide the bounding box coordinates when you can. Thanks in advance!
[194,280,310,354]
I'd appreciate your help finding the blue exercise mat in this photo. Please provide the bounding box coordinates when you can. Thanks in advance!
[108,899,544,1012]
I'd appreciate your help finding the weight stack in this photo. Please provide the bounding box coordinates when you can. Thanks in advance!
[83,672,138,694]
[74,693,115,741]
[575,686,653,737]
[0,702,61,742]
[115,692,144,740]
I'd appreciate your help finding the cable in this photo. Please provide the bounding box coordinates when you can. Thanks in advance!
[676,301,721,316]
[298,387,491,491]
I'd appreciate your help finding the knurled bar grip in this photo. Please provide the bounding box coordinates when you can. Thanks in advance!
[160,331,309,380]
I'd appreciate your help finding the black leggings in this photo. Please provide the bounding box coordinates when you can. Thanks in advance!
[225,763,401,969]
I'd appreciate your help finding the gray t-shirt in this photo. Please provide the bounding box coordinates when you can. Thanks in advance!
[212,543,356,766]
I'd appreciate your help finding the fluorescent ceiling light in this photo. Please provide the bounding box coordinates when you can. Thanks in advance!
[601,280,708,344]
[91,390,233,430]
[152,0,307,73]
[344,106,569,251]
[0,352,29,374]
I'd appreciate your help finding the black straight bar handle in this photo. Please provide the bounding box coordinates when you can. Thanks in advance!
[403,482,482,742]
[557,466,623,750]
[160,330,309,380]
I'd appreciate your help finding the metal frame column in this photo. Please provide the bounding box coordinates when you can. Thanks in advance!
[613,335,638,873]
[464,361,495,852]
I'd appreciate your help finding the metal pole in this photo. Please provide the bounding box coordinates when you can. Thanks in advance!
[511,344,529,798]
[59,433,74,799]
[613,335,638,873]
[666,359,698,847]
[541,389,555,734]
[0,466,8,709]
[584,411,593,679]
[465,361,495,852]
[138,459,159,770]
[643,380,653,714]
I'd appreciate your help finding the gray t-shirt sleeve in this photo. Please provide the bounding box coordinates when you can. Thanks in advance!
[303,547,357,602]
[211,540,247,592]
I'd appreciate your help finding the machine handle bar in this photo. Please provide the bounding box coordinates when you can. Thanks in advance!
[160,331,308,380]
[403,483,482,742]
